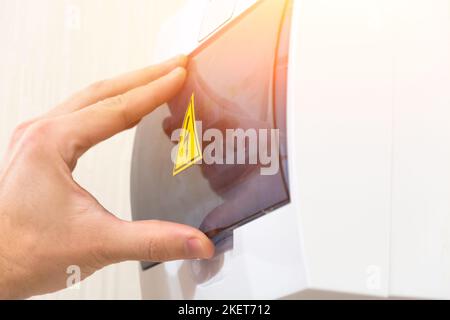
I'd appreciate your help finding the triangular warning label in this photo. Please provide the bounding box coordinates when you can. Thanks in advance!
[173,93,203,176]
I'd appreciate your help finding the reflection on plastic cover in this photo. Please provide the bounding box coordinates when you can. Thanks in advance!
[131,0,291,269]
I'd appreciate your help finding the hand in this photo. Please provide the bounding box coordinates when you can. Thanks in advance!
[0,55,215,299]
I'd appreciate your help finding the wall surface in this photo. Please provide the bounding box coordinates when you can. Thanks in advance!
[0,0,185,300]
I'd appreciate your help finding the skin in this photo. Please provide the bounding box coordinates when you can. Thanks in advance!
[0,55,215,299]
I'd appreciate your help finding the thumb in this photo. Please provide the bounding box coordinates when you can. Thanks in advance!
[99,219,215,264]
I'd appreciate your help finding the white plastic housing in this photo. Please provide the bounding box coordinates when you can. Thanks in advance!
[138,0,450,299]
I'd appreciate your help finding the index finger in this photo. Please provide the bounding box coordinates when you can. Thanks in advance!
[47,55,187,118]
[60,66,187,161]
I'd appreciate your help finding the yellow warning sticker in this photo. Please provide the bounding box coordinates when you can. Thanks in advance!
[173,93,203,176]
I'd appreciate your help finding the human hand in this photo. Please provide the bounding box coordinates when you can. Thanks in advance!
[0,55,215,299]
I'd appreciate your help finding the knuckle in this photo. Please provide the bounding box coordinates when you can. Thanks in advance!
[146,236,169,262]
[147,238,160,261]
[11,120,36,145]
[97,94,133,130]
[19,120,56,150]
[107,94,131,129]
[108,94,126,108]
[13,120,34,136]
[87,79,108,93]
[28,119,58,138]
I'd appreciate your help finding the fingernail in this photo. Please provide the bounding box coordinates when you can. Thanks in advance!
[185,238,206,259]
[172,54,188,66]
[171,66,186,77]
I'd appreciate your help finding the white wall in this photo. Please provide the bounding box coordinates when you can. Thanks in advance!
[0,0,185,300]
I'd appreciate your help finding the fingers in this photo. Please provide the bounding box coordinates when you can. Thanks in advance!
[46,55,187,118]
[60,66,186,159]
[100,219,215,263]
